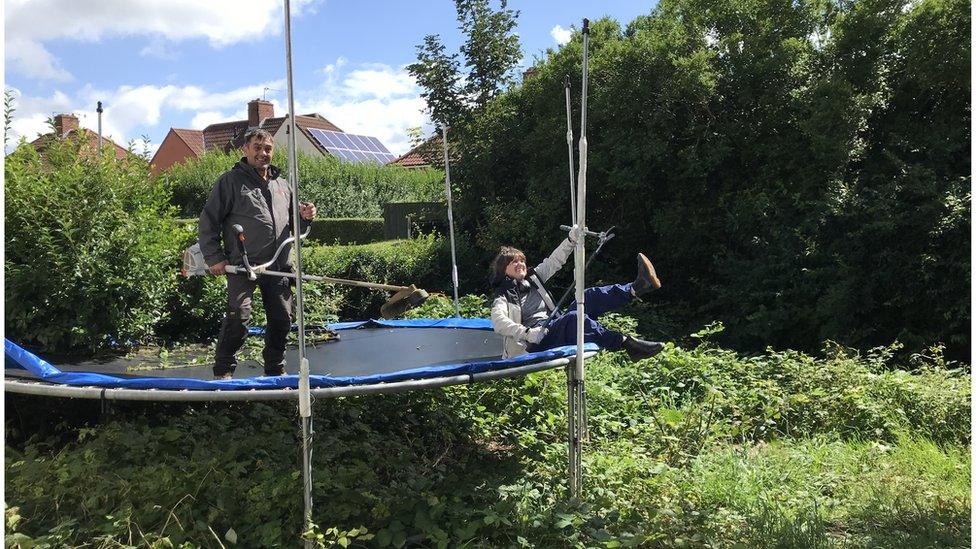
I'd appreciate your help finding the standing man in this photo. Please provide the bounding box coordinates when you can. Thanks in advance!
[198,128,317,380]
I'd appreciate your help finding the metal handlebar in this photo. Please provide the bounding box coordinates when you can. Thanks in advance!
[559,224,611,240]
[235,224,312,280]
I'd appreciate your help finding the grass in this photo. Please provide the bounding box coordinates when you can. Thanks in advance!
[4,313,971,548]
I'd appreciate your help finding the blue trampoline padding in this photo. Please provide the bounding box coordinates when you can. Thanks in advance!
[247,317,493,336]
[5,319,599,391]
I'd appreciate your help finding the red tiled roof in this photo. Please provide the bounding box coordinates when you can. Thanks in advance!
[29,128,130,160]
[172,128,204,156]
[202,113,344,153]
[390,135,444,168]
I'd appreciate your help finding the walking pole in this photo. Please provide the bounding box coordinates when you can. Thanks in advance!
[282,1,314,546]
[442,125,461,317]
[568,18,590,498]
[564,76,577,225]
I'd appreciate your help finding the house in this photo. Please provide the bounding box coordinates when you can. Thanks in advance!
[150,99,397,174]
[29,113,130,161]
[389,134,444,170]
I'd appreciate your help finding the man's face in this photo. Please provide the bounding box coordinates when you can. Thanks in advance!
[243,137,274,170]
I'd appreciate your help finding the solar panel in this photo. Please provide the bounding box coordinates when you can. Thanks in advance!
[308,128,397,164]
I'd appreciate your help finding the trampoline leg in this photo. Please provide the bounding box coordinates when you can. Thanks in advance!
[567,370,584,497]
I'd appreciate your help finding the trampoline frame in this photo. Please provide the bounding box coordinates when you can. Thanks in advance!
[4,352,596,401]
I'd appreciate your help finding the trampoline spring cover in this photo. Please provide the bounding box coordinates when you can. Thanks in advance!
[5,319,599,392]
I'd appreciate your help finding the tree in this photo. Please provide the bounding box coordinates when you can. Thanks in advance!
[407,0,522,127]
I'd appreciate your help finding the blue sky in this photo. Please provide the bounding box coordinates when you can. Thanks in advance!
[5,1,657,156]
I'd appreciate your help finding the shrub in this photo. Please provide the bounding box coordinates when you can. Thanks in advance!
[307,218,384,245]
[161,149,445,219]
[5,136,183,352]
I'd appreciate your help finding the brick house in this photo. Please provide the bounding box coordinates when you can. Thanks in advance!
[150,99,396,174]
[29,113,130,160]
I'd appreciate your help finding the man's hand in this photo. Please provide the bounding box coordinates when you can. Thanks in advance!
[299,202,317,220]
[209,260,228,276]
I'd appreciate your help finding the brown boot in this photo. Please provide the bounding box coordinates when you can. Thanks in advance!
[632,253,662,296]
[621,336,664,362]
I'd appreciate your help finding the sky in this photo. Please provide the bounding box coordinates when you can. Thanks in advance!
[4,0,657,157]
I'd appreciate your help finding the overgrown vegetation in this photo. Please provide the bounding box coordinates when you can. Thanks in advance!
[6,309,970,547]
[414,0,971,360]
[4,132,183,352]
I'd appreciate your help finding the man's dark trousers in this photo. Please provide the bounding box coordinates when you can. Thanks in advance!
[214,273,292,376]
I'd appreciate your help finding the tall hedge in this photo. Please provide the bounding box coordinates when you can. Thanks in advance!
[4,137,184,352]
[447,0,970,359]
[163,149,445,219]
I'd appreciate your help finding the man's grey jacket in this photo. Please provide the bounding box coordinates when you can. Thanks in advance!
[198,159,307,270]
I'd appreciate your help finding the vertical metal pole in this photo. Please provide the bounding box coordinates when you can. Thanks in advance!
[96,101,103,154]
[442,125,461,317]
[283,1,314,546]
[564,76,576,226]
[568,17,590,499]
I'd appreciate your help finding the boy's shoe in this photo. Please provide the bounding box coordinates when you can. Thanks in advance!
[264,368,286,377]
[632,253,662,296]
[621,337,664,362]
[214,372,233,381]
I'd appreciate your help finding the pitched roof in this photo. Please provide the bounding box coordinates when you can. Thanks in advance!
[171,128,204,156]
[29,128,130,160]
[202,113,344,152]
[390,135,444,168]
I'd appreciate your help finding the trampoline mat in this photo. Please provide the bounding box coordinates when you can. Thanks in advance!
[12,328,505,381]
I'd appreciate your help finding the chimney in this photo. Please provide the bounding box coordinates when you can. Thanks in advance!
[248,99,274,127]
[54,113,79,136]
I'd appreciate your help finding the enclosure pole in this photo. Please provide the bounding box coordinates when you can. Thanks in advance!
[564,76,576,225]
[442,125,461,317]
[96,101,103,154]
[568,18,591,498]
[283,1,314,546]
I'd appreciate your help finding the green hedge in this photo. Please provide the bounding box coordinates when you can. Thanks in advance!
[307,218,384,245]
[302,234,482,320]
[162,149,445,219]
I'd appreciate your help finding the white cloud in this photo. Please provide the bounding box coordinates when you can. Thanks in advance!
[139,39,178,60]
[298,60,431,155]
[5,60,431,157]
[190,111,229,129]
[5,0,321,80]
[4,80,283,151]
[551,25,572,46]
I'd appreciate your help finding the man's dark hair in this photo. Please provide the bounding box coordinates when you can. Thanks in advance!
[243,127,274,144]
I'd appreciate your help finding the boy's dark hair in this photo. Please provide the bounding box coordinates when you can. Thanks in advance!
[489,246,526,286]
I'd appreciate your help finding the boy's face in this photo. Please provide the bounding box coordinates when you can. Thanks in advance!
[505,256,527,280]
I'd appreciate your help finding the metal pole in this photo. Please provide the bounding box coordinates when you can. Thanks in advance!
[96,101,103,154]
[442,125,461,318]
[282,1,314,546]
[564,76,576,225]
[568,17,590,499]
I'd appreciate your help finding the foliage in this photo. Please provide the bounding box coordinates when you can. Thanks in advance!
[307,218,385,245]
[5,319,970,547]
[4,132,183,352]
[302,234,482,320]
[4,88,15,148]
[163,148,444,219]
[407,0,522,127]
[439,0,970,360]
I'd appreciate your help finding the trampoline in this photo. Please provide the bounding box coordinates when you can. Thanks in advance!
[5,318,599,401]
